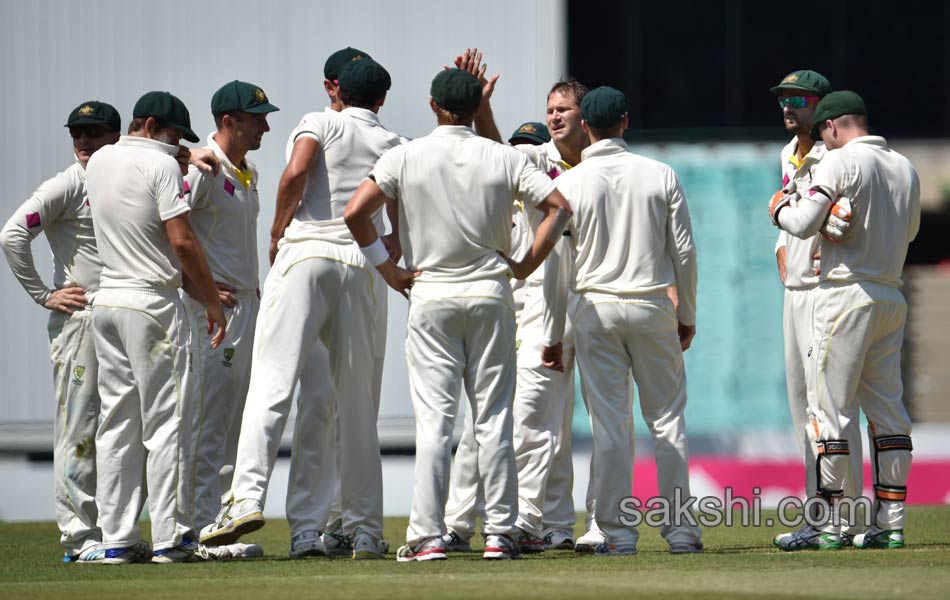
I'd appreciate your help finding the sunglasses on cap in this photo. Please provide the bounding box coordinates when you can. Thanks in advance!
[69,125,114,139]
[777,96,819,109]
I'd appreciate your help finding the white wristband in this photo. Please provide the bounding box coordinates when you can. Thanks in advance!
[359,237,390,266]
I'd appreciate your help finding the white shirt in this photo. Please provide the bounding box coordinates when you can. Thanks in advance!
[284,107,403,245]
[371,125,556,287]
[787,136,920,287]
[544,138,698,343]
[184,133,260,292]
[775,137,825,289]
[1,159,102,304]
[86,136,190,291]
[515,140,574,285]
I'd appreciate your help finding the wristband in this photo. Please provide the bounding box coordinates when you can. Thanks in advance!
[359,237,390,267]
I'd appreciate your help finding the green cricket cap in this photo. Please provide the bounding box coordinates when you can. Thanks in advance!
[430,69,482,114]
[770,69,832,97]
[211,80,279,116]
[508,121,550,145]
[132,91,199,143]
[580,86,628,128]
[324,47,371,80]
[64,101,121,131]
[810,90,868,141]
[339,58,391,95]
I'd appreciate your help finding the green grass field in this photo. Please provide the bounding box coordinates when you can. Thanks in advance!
[2,508,949,599]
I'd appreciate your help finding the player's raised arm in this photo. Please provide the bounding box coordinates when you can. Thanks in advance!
[452,47,503,143]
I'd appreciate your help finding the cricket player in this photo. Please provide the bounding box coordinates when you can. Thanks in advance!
[441,49,592,553]
[767,70,864,550]
[771,91,920,550]
[441,120,546,552]
[542,87,703,555]
[86,91,227,563]
[344,68,572,561]
[0,101,120,563]
[184,81,278,561]
[201,57,400,560]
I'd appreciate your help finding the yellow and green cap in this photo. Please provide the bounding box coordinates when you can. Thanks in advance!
[65,101,121,131]
[211,80,279,116]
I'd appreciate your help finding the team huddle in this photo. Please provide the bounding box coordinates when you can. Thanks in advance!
[0,47,918,565]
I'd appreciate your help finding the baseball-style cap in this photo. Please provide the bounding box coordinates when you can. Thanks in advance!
[324,47,371,81]
[133,91,199,143]
[430,69,482,114]
[339,58,391,95]
[810,90,868,140]
[65,101,121,131]
[508,121,550,145]
[211,80,280,116]
[770,70,832,97]
[580,86,628,128]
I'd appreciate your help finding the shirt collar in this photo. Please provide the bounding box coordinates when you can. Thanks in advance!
[580,138,629,161]
[118,134,178,156]
[431,125,476,138]
[843,135,888,149]
[341,107,383,126]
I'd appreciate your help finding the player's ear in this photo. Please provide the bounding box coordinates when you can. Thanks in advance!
[376,91,387,111]
[429,98,439,114]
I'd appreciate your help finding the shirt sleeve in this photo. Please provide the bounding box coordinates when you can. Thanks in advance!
[514,151,557,209]
[0,172,73,304]
[370,144,406,200]
[290,113,328,145]
[666,169,698,326]
[183,164,214,211]
[154,159,191,222]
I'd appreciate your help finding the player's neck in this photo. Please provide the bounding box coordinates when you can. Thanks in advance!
[214,133,247,169]
[795,133,815,159]
[556,141,586,168]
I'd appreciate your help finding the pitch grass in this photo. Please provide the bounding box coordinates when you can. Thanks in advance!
[2,508,949,600]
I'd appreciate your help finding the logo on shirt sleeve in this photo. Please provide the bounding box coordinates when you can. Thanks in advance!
[25,212,41,229]
[223,179,235,196]
[547,168,560,180]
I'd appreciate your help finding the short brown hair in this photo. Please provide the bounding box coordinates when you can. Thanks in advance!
[548,79,589,106]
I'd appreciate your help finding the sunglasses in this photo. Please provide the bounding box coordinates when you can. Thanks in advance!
[69,126,113,139]
[777,96,819,109]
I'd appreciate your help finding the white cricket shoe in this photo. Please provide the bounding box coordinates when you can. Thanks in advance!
[152,537,200,563]
[322,530,353,557]
[200,499,264,547]
[574,528,606,554]
[853,527,905,549]
[66,540,107,564]
[669,540,704,554]
[352,532,387,559]
[594,542,638,556]
[773,526,842,551]
[197,542,265,561]
[543,529,575,550]
[483,534,521,560]
[289,530,326,558]
[441,530,471,552]
[517,529,545,554]
[397,537,448,562]
[100,541,152,565]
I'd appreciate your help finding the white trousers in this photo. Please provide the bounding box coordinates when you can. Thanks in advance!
[783,287,863,529]
[574,293,701,548]
[512,284,576,537]
[230,240,384,538]
[48,308,101,555]
[285,328,386,537]
[406,281,518,545]
[812,281,911,532]
[92,288,195,551]
[184,290,259,529]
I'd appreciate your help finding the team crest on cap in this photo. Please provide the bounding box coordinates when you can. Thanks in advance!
[78,105,95,116]
[519,124,537,134]
[256,89,267,103]
[782,74,799,84]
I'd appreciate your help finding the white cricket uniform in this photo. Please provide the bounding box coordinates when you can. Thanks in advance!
[85,135,196,551]
[778,135,920,532]
[775,139,863,521]
[370,125,556,546]
[544,138,701,548]
[230,107,401,540]
[0,158,102,557]
[444,140,579,541]
[182,134,262,529]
